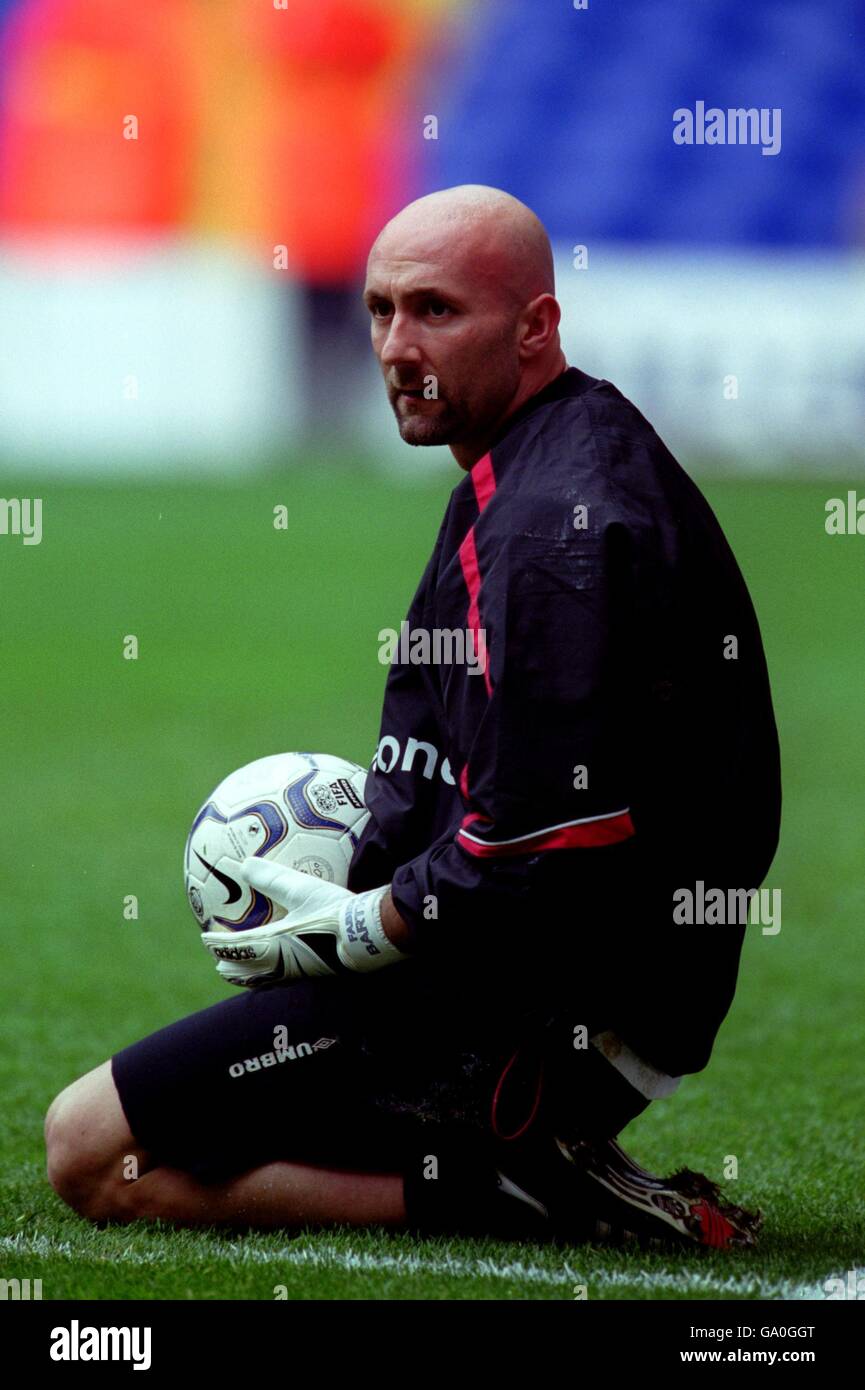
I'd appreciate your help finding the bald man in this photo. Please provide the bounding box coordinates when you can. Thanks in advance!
[45,187,779,1250]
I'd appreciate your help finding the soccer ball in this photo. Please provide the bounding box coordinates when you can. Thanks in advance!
[184,751,369,932]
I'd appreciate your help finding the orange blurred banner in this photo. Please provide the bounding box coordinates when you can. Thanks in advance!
[0,0,465,278]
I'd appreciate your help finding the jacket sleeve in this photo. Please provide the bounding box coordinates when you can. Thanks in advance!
[389,522,641,953]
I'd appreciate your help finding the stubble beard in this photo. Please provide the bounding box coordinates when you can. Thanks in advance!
[391,393,466,446]
[388,328,521,448]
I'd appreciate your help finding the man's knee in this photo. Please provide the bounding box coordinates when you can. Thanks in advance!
[45,1060,145,1222]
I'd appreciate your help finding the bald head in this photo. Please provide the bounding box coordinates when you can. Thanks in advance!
[364,184,566,468]
[371,185,556,310]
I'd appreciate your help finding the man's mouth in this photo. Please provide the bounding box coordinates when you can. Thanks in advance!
[394,387,444,407]
[394,390,433,411]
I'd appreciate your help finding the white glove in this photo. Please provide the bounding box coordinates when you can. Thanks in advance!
[201,857,409,988]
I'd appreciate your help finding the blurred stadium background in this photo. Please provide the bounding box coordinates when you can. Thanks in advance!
[2,0,865,1301]
[0,0,863,473]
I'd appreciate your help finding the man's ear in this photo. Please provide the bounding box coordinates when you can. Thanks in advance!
[518,293,562,359]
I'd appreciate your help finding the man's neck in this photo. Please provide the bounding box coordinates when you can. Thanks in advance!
[450,355,569,471]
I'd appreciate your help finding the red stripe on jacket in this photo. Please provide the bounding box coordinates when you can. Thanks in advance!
[456,810,636,858]
[458,451,495,699]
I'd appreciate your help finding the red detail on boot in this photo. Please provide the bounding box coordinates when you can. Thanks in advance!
[693,1200,737,1248]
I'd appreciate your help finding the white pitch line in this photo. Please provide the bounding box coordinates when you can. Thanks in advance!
[0,1234,573,1288]
[0,1234,845,1299]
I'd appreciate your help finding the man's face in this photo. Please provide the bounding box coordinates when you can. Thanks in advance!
[363,236,522,449]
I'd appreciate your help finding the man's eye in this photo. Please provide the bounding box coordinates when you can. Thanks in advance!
[371,302,392,318]
[427,300,450,318]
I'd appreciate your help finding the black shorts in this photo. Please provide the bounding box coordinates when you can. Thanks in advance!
[111,965,649,1182]
[112,967,522,1180]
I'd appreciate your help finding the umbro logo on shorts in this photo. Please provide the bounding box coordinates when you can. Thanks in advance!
[228,1037,338,1078]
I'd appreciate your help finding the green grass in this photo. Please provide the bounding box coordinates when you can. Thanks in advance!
[1,467,863,1300]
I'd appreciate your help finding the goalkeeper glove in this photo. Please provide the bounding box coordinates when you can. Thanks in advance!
[201,857,409,988]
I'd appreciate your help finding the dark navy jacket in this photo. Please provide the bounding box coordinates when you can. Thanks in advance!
[349,367,781,1076]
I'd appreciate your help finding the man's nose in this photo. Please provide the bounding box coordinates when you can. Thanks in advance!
[379,313,422,369]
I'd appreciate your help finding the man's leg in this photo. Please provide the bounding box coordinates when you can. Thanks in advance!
[47,975,687,1242]
[43,976,578,1239]
[44,1060,406,1229]
[476,1012,762,1249]
[45,977,422,1230]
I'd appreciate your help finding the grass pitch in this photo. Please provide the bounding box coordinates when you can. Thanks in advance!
[1,466,863,1300]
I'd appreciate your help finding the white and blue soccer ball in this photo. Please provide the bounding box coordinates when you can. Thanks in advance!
[184,751,369,932]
